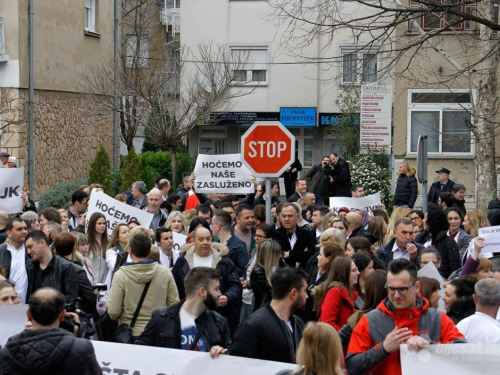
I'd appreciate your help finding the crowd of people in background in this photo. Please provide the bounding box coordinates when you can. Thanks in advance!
[1,154,500,375]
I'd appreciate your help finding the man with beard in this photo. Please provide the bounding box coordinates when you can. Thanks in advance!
[136,267,231,357]
[229,267,308,364]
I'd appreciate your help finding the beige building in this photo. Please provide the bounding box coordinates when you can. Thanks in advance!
[0,0,115,198]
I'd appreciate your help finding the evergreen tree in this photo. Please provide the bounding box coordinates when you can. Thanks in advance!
[88,146,113,195]
[121,146,142,192]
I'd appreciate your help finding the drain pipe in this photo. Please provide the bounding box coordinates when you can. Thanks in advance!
[28,0,34,196]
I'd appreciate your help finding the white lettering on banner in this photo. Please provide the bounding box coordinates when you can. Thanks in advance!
[329,192,382,213]
[86,189,153,236]
[401,344,500,374]
[248,141,287,158]
[194,154,254,194]
[172,232,186,252]
[0,167,24,214]
[478,226,500,254]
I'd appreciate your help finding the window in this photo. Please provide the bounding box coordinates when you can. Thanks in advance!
[407,90,474,155]
[125,35,149,68]
[341,48,378,84]
[408,0,477,31]
[85,0,96,32]
[230,47,269,85]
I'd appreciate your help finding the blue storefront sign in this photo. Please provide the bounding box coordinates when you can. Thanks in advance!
[280,107,317,127]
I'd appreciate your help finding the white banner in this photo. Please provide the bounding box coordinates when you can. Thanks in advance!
[329,192,382,214]
[194,154,254,194]
[0,306,295,375]
[86,189,153,236]
[401,344,500,375]
[173,231,187,252]
[417,262,445,312]
[360,85,392,153]
[478,226,500,254]
[0,167,24,214]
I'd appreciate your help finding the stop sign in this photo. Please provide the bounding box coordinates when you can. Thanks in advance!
[241,121,295,177]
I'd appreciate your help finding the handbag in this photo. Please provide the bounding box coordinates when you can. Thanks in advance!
[115,280,151,344]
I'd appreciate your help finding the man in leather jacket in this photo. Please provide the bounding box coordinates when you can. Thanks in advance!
[136,267,231,358]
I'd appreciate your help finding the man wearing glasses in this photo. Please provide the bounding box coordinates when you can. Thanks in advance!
[419,248,442,270]
[346,259,466,375]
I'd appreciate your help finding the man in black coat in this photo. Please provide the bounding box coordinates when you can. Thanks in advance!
[172,227,242,336]
[0,288,102,375]
[427,167,455,204]
[393,161,418,209]
[488,195,500,226]
[305,157,331,206]
[137,267,231,357]
[282,159,303,199]
[275,203,316,269]
[376,218,423,270]
[329,153,352,198]
[229,268,307,364]
[287,178,308,203]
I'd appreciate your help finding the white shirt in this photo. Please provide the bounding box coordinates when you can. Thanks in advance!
[193,253,213,268]
[159,248,180,269]
[6,242,28,303]
[391,240,410,261]
[457,311,500,343]
[464,237,493,263]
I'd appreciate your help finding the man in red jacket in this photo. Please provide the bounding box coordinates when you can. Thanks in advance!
[346,259,466,375]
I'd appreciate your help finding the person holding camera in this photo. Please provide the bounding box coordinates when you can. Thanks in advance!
[305,156,332,206]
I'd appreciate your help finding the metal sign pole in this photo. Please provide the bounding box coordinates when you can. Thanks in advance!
[417,135,428,213]
[265,178,272,225]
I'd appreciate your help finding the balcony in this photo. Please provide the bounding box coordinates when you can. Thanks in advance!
[160,8,180,35]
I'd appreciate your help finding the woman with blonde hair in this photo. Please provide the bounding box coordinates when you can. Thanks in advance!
[71,232,93,284]
[105,223,130,287]
[164,211,188,235]
[367,216,388,249]
[462,210,491,262]
[276,322,344,375]
[250,239,284,312]
[319,228,346,248]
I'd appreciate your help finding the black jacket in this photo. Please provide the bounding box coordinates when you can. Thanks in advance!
[348,226,379,245]
[230,304,305,364]
[287,192,303,203]
[70,260,97,313]
[305,164,329,197]
[427,179,455,204]
[250,259,287,312]
[282,159,303,199]
[172,245,242,336]
[0,328,102,375]
[452,198,467,216]
[488,198,500,226]
[0,242,30,280]
[446,297,476,324]
[275,226,316,269]
[393,168,418,208]
[136,300,231,350]
[330,158,352,197]
[415,230,461,279]
[26,254,79,303]
[376,238,423,270]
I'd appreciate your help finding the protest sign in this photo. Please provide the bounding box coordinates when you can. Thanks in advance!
[86,189,153,236]
[418,262,445,312]
[0,167,24,214]
[194,154,254,194]
[329,192,381,214]
[478,225,500,254]
[0,304,28,347]
[173,231,187,251]
[401,343,499,375]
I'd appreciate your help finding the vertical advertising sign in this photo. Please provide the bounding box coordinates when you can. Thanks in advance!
[360,85,392,153]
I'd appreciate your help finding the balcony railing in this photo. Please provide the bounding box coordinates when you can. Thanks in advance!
[160,8,180,35]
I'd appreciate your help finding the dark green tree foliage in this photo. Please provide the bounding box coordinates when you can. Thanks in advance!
[120,146,142,192]
[88,146,113,195]
[38,178,88,211]
[138,151,195,190]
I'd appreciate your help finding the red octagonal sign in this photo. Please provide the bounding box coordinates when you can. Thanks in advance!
[241,121,295,177]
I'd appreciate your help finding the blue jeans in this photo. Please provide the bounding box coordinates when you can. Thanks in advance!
[314,194,324,206]
[240,302,253,323]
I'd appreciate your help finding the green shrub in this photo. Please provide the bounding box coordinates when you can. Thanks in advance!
[88,145,113,195]
[38,178,88,211]
[121,146,142,192]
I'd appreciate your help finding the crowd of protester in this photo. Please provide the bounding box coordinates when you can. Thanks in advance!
[1,159,500,375]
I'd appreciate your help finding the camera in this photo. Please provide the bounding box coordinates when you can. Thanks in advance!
[323,161,333,174]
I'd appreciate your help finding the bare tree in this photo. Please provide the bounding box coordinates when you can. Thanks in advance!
[85,1,252,188]
[270,0,500,210]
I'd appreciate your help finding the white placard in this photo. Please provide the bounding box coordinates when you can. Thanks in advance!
[0,304,28,346]
[0,167,24,214]
[194,154,254,194]
[86,189,153,236]
[172,231,187,252]
[417,261,445,312]
[360,85,392,152]
[329,192,382,214]
[401,343,500,375]
[478,225,500,254]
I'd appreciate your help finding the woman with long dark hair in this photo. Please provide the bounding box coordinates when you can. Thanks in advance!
[86,212,109,285]
[415,203,461,279]
[314,256,359,330]
[445,207,472,258]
